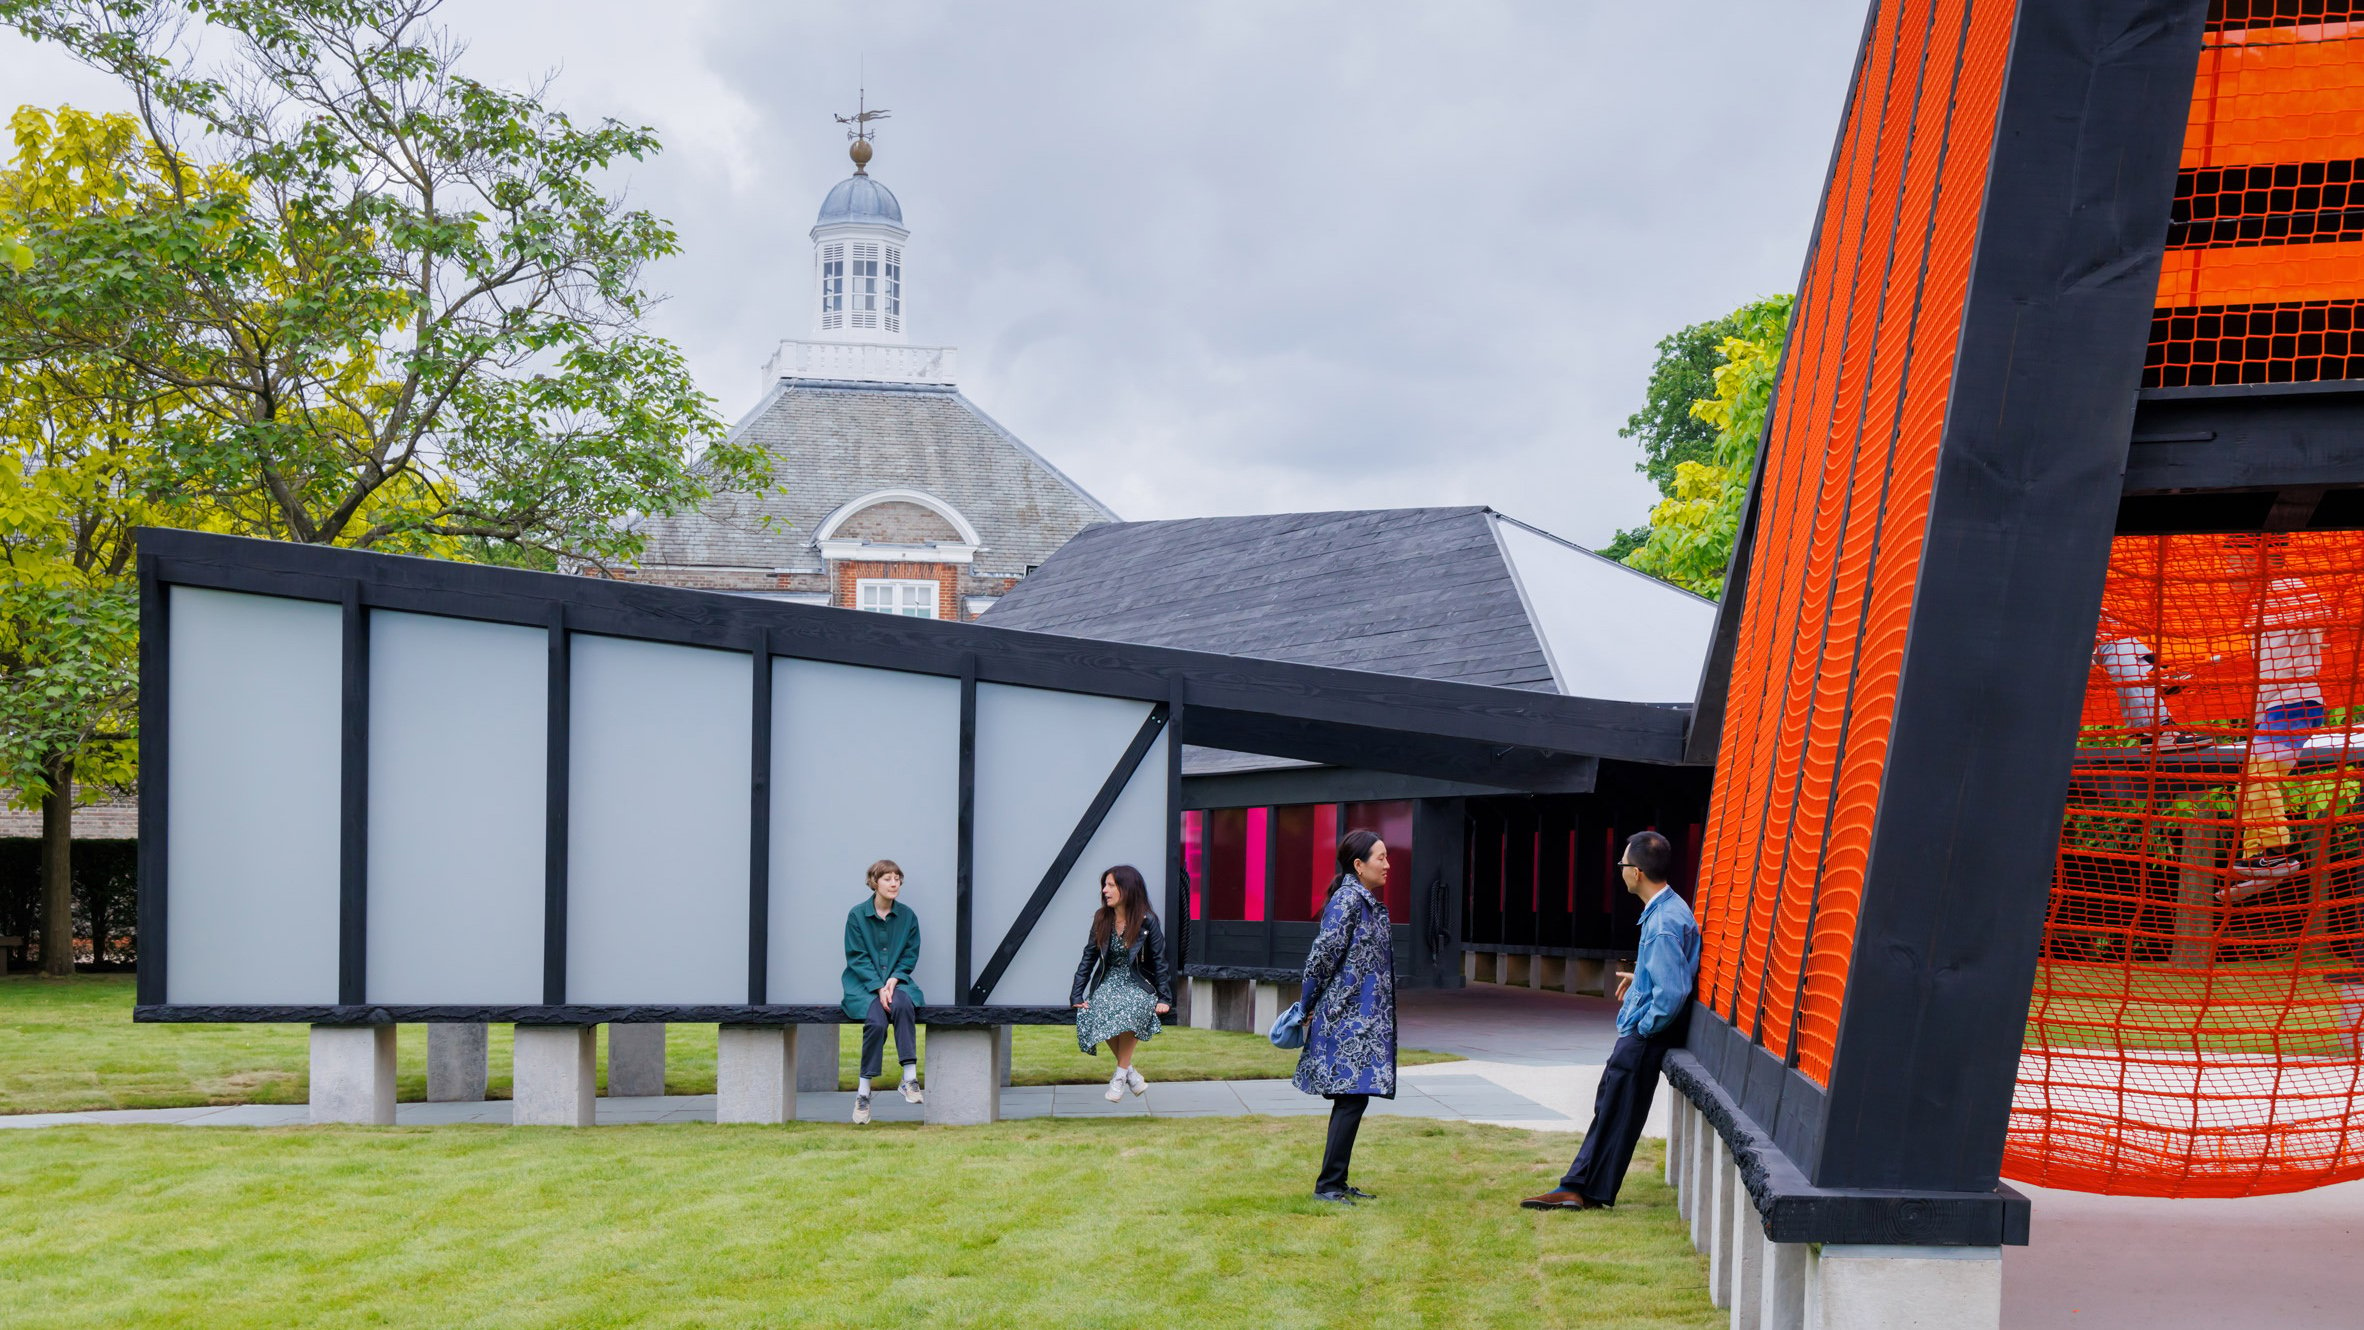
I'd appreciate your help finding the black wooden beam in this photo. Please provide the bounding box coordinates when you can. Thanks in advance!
[542,605,570,1007]
[337,584,369,1006]
[134,527,1692,768]
[134,554,168,1006]
[2122,381,2364,494]
[968,706,1169,1003]
[747,641,772,1005]
[135,1003,1080,1026]
[1812,0,2207,1195]
[955,654,978,1001]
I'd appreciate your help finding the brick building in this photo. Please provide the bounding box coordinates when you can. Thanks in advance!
[618,132,1113,618]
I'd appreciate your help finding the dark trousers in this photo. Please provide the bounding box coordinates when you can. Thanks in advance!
[1561,1030,1674,1204]
[1316,1093,1369,1192]
[860,991,918,1080]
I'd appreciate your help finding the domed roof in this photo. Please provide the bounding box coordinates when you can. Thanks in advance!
[816,173,903,227]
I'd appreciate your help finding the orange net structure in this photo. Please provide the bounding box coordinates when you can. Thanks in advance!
[2008,4,2364,1197]
[2010,534,2364,1196]
[1693,0,2015,1085]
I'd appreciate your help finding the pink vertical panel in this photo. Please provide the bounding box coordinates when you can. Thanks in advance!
[1182,811,1204,920]
[1244,806,1269,922]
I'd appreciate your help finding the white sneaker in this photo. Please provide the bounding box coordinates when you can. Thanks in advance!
[1104,1070,1127,1103]
[1126,1067,1147,1097]
[899,1071,924,1105]
[852,1088,872,1125]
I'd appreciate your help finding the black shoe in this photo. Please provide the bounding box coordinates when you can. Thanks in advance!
[1312,1188,1356,1205]
[1344,1185,1377,1200]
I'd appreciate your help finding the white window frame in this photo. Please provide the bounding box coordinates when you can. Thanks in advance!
[850,242,880,329]
[819,243,845,329]
[885,245,902,333]
[855,577,938,618]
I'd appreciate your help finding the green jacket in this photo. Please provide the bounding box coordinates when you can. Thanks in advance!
[841,899,924,1020]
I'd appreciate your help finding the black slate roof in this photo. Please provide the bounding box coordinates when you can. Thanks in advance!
[980,507,1559,692]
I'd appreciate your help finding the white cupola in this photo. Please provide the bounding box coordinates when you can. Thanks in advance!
[810,131,909,344]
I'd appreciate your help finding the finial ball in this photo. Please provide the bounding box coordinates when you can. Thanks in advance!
[850,138,873,171]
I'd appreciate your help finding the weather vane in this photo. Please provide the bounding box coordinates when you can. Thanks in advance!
[835,88,890,174]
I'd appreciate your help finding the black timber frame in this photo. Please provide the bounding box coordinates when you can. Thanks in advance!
[135,528,1686,1027]
[1669,0,2212,1243]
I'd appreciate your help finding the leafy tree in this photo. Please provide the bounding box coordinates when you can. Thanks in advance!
[0,106,201,973]
[1622,295,1791,598]
[0,0,771,561]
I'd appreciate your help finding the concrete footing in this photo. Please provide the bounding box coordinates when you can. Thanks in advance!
[309,1024,396,1124]
[1668,1089,1993,1330]
[922,1025,1001,1125]
[716,1025,796,1124]
[997,1023,1014,1088]
[1532,955,1566,990]
[512,1025,596,1126]
[796,1022,842,1092]
[1186,976,1219,1029]
[605,1022,667,1097]
[1803,1246,2001,1330]
[1571,956,1608,996]
[425,1022,488,1103]
[1250,981,1283,1036]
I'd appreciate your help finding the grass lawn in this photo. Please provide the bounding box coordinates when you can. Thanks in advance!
[2028,958,2361,1055]
[0,1118,1715,1329]
[0,975,1459,1115]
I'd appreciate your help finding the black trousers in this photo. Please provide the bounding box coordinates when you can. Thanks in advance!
[1560,1029,1675,1204]
[860,990,918,1080]
[1317,1093,1369,1193]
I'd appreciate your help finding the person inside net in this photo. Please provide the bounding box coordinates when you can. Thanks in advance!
[2220,534,2331,895]
[2092,628,2211,753]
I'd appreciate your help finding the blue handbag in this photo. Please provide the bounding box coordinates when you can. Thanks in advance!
[1268,1000,1307,1049]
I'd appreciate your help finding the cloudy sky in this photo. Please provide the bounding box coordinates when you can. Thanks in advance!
[0,2,1868,548]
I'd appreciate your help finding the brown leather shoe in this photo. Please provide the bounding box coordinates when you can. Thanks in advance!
[1519,1189,1603,1210]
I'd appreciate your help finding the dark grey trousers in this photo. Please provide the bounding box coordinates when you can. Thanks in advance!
[860,990,918,1081]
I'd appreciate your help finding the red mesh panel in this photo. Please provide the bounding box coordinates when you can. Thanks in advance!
[2008,533,2364,1197]
[1694,0,2016,1084]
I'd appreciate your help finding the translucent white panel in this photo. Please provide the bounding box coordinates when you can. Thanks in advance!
[768,660,960,1007]
[566,635,751,1003]
[1494,516,1716,703]
[165,587,342,1004]
[366,612,546,1004]
[971,684,1166,1007]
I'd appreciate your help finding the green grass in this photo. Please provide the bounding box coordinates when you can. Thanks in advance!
[0,1119,1716,1329]
[0,975,1458,1115]
[2027,958,2361,1055]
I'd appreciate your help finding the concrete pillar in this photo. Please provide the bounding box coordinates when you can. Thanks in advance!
[795,1022,842,1092]
[716,1025,795,1124]
[996,1023,1014,1088]
[1708,1144,1738,1308]
[1213,979,1255,1033]
[1763,1238,1809,1330]
[1666,1089,1685,1187]
[309,1024,396,1125]
[1803,1247,2001,1330]
[426,1022,488,1103]
[1503,953,1532,986]
[1463,949,1480,983]
[1251,981,1283,1036]
[1569,957,1605,996]
[922,1025,1001,1125]
[1187,976,1221,1029]
[512,1025,596,1126]
[1532,955,1566,990]
[605,1022,667,1097]
[1674,1102,1695,1224]
[1689,1114,1714,1251]
[1729,1181,1765,1330]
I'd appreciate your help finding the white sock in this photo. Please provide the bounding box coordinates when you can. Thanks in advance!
[857,1076,871,1094]
[900,1064,918,1083]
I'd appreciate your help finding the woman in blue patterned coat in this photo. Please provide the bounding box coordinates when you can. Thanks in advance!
[1294,828,1397,1204]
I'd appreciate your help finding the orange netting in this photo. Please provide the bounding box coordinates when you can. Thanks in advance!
[2149,11,2364,386]
[2007,533,2364,1197]
[1693,0,2015,1085]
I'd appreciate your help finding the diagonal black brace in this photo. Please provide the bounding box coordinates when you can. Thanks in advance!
[968,703,1169,1004]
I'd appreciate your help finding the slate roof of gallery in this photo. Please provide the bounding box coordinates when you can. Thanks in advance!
[630,379,1115,579]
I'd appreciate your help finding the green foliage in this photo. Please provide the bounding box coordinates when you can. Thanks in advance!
[1620,310,1759,498]
[1620,295,1792,598]
[0,0,773,562]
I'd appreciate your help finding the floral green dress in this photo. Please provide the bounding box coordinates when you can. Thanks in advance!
[1076,942,1164,1055]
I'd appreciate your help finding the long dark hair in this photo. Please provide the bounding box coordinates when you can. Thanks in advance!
[1329,829,1383,898]
[1092,864,1154,950]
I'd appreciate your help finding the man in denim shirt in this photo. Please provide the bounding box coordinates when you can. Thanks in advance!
[1522,829,1700,1210]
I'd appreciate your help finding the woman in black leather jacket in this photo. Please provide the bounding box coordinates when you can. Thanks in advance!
[1069,864,1175,1101]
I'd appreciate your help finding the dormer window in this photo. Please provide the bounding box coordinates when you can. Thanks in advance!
[820,243,845,329]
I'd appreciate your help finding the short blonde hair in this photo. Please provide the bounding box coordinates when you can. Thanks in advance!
[866,859,904,889]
